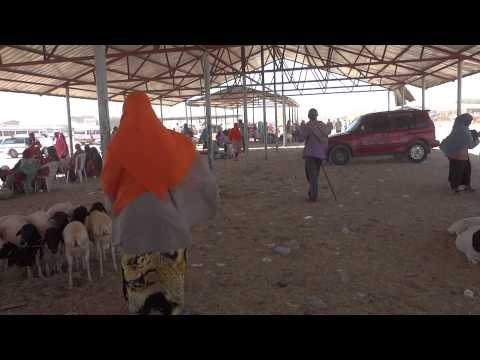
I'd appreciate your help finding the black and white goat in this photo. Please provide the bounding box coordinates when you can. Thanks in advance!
[0,224,44,279]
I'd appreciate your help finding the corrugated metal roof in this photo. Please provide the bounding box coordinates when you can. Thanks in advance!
[0,45,478,106]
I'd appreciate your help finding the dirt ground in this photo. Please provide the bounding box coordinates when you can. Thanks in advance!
[1,146,480,315]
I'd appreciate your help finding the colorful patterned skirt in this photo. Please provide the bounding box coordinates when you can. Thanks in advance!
[121,249,187,315]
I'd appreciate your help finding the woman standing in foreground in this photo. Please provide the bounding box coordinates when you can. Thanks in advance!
[101,92,218,315]
[228,123,242,160]
[440,113,479,193]
[302,108,332,202]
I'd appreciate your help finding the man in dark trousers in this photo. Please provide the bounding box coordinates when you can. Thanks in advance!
[301,108,332,202]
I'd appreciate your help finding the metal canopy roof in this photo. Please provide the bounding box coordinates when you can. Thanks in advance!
[0,45,479,106]
[187,85,298,108]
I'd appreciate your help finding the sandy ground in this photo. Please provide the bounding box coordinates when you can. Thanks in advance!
[1,145,480,315]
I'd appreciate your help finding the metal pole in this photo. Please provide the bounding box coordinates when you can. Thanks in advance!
[215,107,218,127]
[273,50,278,150]
[65,86,74,155]
[421,77,425,111]
[189,105,193,128]
[224,108,227,128]
[261,45,267,159]
[401,86,405,109]
[241,46,249,156]
[202,52,213,170]
[282,62,286,147]
[457,60,463,116]
[94,45,111,156]
[185,101,189,127]
[160,98,164,122]
[387,91,390,111]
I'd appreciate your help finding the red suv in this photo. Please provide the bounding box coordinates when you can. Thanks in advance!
[327,109,440,165]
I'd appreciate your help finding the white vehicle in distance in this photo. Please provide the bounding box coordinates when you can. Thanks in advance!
[0,134,54,158]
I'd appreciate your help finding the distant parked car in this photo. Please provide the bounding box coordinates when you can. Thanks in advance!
[327,109,440,165]
[0,134,54,158]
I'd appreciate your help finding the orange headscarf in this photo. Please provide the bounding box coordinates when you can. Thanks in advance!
[229,123,242,142]
[101,92,196,215]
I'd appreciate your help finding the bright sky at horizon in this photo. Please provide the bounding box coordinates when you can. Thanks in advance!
[1,71,479,128]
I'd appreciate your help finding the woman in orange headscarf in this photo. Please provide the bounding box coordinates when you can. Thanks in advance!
[102,92,218,315]
[228,123,242,160]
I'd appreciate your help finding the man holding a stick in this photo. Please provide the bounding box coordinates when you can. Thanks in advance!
[302,108,333,202]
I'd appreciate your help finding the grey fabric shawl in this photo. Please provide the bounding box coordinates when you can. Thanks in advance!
[440,113,475,157]
[106,155,218,254]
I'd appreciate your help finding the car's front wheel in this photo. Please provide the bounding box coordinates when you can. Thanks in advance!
[8,149,18,158]
[407,142,428,163]
[329,145,351,165]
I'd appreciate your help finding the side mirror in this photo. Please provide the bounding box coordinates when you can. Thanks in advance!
[360,125,365,132]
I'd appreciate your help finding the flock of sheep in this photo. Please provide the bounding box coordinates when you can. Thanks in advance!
[0,201,116,289]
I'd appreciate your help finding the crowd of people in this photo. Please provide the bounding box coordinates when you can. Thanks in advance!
[0,131,103,196]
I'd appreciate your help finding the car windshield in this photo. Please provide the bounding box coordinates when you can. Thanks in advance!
[345,116,362,133]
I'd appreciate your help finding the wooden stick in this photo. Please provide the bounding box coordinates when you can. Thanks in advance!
[0,302,27,312]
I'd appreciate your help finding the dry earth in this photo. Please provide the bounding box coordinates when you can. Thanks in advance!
[1,146,480,314]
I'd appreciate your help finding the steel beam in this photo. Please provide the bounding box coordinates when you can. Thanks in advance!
[202,52,213,170]
[65,86,74,155]
[458,60,463,116]
[94,45,111,155]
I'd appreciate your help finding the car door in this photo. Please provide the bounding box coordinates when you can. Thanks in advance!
[387,112,416,152]
[354,114,391,155]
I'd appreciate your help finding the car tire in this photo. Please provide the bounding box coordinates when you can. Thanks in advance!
[407,142,428,163]
[329,145,351,165]
[8,149,18,158]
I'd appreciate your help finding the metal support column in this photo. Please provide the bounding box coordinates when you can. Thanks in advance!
[159,98,164,123]
[65,86,74,155]
[94,45,111,156]
[202,52,213,170]
[457,60,463,116]
[214,107,218,127]
[184,101,189,127]
[282,62,286,147]
[387,91,390,111]
[241,46,249,156]
[421,77,426,111]
[261,45,267,159]
[401,86,405,109]
[273,50,278,150]
[189,104,193,128]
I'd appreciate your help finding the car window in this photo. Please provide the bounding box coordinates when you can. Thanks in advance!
[2,138,17,145]
[390,113,416,130]
[15,138,26,144]
[362,115,390,132]
[414,112,429,129]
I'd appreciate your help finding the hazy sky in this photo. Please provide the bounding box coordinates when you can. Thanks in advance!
[1,70,479,127]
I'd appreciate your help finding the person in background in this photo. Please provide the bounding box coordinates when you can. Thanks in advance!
[440,113,479,193]
[335,118,342,134]
[238,120,246,152]
[228,123,242,161]
[86,146,103,178]
[112,126,119,136]
[101,91,217,315]
[327,119,332,131]
[199,127,208,149]
[301,108,332,202]
[182,123,193,139]
[54,131,69,159]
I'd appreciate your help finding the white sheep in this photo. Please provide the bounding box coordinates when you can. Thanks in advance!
[26,210,50,237]
[63,221,92,289]
[447,217,480,236]
[455,225,480,265]
[46,202,75,219]
[85,210,117,277]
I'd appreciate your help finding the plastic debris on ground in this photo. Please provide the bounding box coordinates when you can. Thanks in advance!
[273,245,291,255]
[464,289,475,298]
[262,257,273,263]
